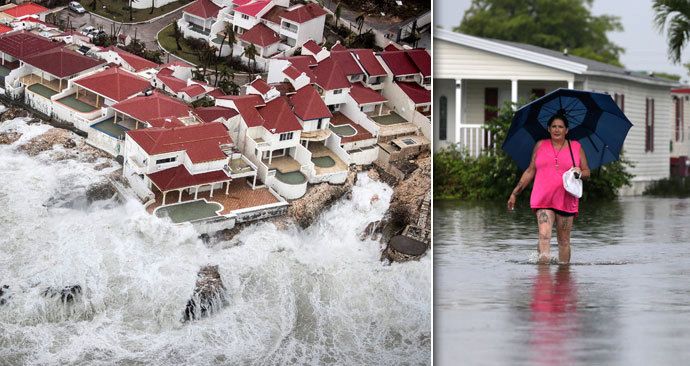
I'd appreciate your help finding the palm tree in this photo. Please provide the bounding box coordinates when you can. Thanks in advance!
[334,2,341,28]
[149,0,155,15]
[172,22,183,51]
[216,23,235,59]
[355,12,365,36]
[653,0,690,63]
[243,43,258,78]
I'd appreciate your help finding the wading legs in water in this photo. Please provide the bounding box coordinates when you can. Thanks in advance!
[536,209,555,264]
[555,214,573,264]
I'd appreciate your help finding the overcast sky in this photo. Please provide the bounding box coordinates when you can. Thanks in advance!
[434,0,689,81]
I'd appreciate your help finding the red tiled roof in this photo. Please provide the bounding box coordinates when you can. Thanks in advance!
[289,86,331,121]
[194,106,239,123]
[249,77,271,94]
[352,49,387,76]
[396,81,430,104]
[148,165,230,191]
[223,94,265,127]
[208,88,226,98]
[330,112,374,144]
[349,83,386,105]
[331,50,363,76]
[159,60,194,69]
[23,47,104,78]
[158,74,187,92]
[379,49,430,77]
[406,49,431,77]
[182,84,206,97]
[260,5,286,24]
[672,88,690,94]
[330,42,347,51]
[128,122,231,164]
[313,58,350,90]
[239,23,279,47]
[384,43,401,51]
[302,39,321,54]
[3,3,48,18]
[184,0,221,19]
[113,91,192,124]
[234,0,270,17]
[0,31,61,60]
[283,65,302,79]
[106,46,158,72]
[281,3,326,24]
[232,0,252,5]
[74,67,151,101]
[0,24,12,34]
[258,97,302,133]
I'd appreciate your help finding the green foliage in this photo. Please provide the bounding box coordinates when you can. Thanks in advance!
[457,0,624,66]
[433,101,634,201]
[346,30,376,48]
[651,71,682,81]
[121,40,163,64]
[653,0,690,64]
[644,177,690,197]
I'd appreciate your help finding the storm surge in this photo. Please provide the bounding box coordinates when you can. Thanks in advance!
[0,120,431,365]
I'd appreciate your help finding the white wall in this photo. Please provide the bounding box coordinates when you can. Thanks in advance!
[348,145,379,165]
[323,88,350,105]
[295,15,325,44]
[339,101,380,136]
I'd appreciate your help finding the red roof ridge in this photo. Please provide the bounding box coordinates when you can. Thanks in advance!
[281,3,326,24]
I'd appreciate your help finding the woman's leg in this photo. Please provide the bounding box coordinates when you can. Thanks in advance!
[536,209,555,264]
[555,214,574,264]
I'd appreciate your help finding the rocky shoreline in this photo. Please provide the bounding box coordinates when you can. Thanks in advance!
[1,107,431,262]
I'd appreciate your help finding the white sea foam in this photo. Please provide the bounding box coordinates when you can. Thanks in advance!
[0,121,431,365]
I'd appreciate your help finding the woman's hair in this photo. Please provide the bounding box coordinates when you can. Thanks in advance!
[547,114,569,129]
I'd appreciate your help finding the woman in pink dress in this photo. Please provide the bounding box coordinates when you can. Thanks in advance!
[507,114,591,264]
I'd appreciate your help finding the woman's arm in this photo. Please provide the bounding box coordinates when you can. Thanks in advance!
[507,141,540,210]
[577,147,591,180]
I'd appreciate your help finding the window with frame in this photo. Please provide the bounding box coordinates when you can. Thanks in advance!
[333,89,342,94]
[279,132,293,141]
[645,97,655,152]
[241,14,249,20]
[614,93,625,112]
[439,96,447,140]
[156,157,176,165]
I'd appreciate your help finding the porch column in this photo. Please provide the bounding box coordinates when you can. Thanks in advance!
[162,191,167,205]
[194,186,199,199]
[210,184,214,197]
[178,190,182,203]
[567,79,574,89]
[378,103,383,116]
[511,79,518,108]
[59,79,62,91]
[135,120,139,129]
[41,71,44,85]
[76,88,79,99]
[225,181,230,195]
[96,94,100,107]
[455,79,462,144]
[268,150,273,165]
[252,173,257,189]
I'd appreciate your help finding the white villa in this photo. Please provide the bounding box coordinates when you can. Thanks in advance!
[434,28,680,195]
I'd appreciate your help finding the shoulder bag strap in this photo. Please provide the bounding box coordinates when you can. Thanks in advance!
[567,140,577,168]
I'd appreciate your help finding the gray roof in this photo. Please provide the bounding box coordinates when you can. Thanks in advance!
[491,38,679,86]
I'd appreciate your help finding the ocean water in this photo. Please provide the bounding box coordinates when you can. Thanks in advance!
[0,119,431,365]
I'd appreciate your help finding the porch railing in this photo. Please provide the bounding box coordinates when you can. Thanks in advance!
[458,124,494,157]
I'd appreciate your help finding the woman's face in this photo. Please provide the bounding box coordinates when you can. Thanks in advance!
[548,118,567,140]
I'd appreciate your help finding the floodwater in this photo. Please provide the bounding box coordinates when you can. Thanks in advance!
[434,197,690,366]
[0,119,431,365]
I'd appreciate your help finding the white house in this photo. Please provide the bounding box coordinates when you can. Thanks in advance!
[434,28,680,195]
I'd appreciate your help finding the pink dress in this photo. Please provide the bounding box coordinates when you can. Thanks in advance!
[530,139,581,214]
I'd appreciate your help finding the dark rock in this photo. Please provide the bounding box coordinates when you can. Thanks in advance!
[42,285,82,304]
[85,181,117,203]
[183,265,228,322]
[0,132,21,145]
[359,220,383,241]
[287,167,357,229]
[0,284,10,305]
[63,138,76,149]
[382,235,428,262]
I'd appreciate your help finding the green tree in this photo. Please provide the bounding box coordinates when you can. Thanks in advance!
[334,2,341,28]
[172,21,183,51]
[457,0,624,66]
[243,43,258,78]
[653,0,690,64]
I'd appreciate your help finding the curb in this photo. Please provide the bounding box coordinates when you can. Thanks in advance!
[155,22,198,67]
[87,1,193,26]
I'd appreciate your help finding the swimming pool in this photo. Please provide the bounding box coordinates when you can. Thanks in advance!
[275,170,307,185]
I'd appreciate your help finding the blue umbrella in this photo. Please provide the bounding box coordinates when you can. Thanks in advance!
[502,88,633,170]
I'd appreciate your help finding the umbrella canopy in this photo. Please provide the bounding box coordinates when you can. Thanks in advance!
[502,88,633,170]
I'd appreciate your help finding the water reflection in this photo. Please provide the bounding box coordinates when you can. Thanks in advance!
[528,265,578,366]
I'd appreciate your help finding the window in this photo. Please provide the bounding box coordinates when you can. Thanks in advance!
[333,89,342,95]
[646,97,655,152]
[156,157,176,165]
[279,132,293,141]
[614,93,625,112]
[241,14,249,20]
[484,88,498,148]
[676,97,684,141]
[531,88,545,99]
[439,96,447,141]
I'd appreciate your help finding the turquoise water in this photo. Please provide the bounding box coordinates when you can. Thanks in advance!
[275,170,307,185]
[155,200,222,223]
